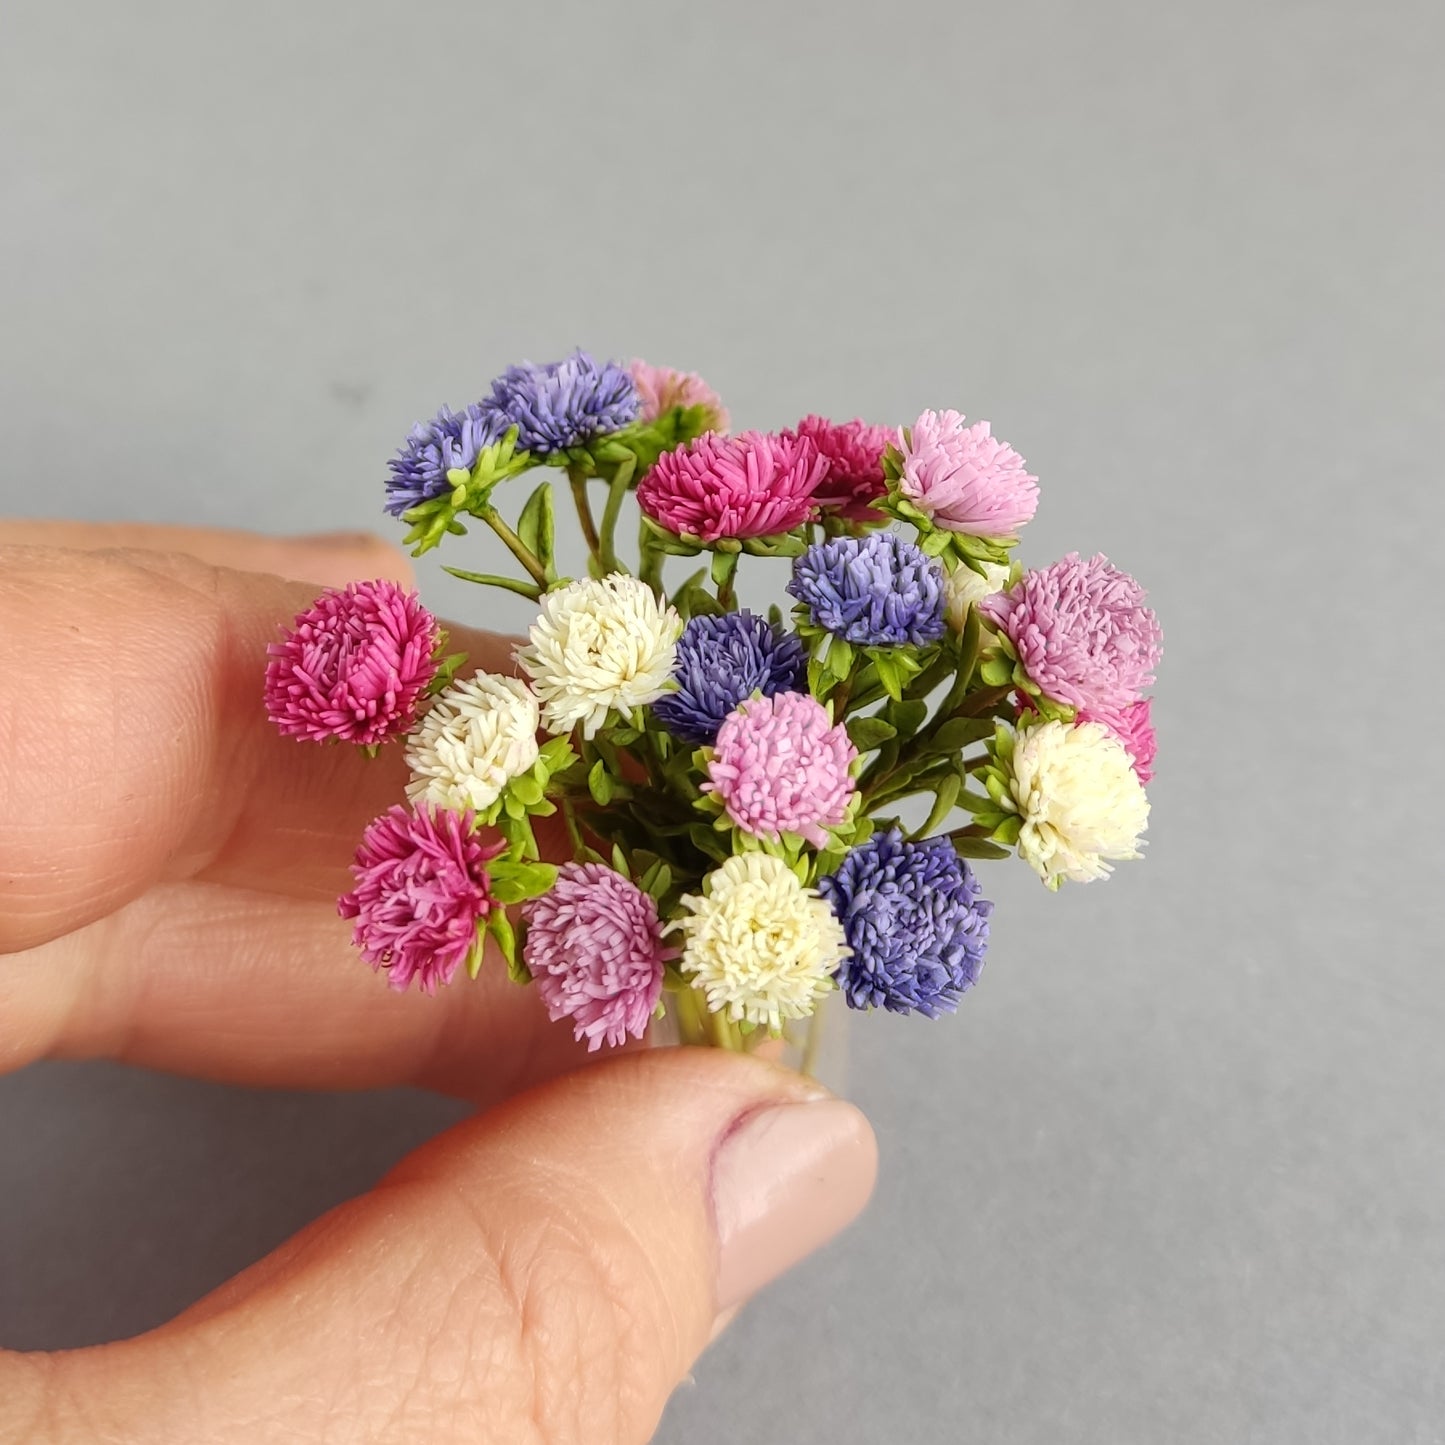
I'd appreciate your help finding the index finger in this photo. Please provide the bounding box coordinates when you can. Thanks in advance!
[0,544,512,953]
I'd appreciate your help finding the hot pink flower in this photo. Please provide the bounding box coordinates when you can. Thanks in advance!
[265,579,440,745]
[706,692,858,848]
[628,359,729,433]
[1079,697,1157,783]
[790,414,893,521]
[339,805,503,993]
[982,552,1162,714]
[898,409,1039,538]
[636,431,828,542]
[522,862,673,1051]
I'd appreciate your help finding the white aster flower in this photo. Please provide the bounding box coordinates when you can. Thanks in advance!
[677,853,848,1032]
[1003,718,1150,889]
[943,560,1011,632]
[405,671,540,813]
[517,574,683,739]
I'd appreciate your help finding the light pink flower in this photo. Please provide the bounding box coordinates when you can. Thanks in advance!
[522,862,673,1051]
[265,579,440,745]
[628,359,729,433]
[898,409,1039,538]
[1079,697,1157,783]
[636,431,828,542]
[338,805,503,994]
[706,693,858,848]
[790,414,893,521]
[982,552,1162,714]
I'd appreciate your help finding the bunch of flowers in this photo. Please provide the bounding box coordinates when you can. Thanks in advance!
[265,352,1161,1058]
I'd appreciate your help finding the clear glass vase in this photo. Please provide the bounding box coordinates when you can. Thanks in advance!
[651,985,848,1092]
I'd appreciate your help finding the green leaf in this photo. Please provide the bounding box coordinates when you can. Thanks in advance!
[441,566,542,600]
[979,654,1015,688]
[611,841,629,874]
[466,929,488,981]
[929,717,998,754]
[950,836,1012,861]
[955,603,982,686]
[919,527,953,557]
[588,759,615,807]
[710,549,738,590]
[873,652,904,701]
[916,772,962,839]
[991,814,1023,846]
[827,637,855,680]
[845,716,898,752]
[537,736,577,773]
[509,774,544,807]
[688,824,731,863]
[884,698,929,738]
[516,480,556,577]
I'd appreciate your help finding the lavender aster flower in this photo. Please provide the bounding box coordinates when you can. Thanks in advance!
[788,533,947,647]
[482,349,640,455]
[651,612,807,745]
[385,403,510,518]
[820,829,992,1017]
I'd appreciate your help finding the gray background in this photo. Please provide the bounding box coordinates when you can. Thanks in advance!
[2,1,1443,1441]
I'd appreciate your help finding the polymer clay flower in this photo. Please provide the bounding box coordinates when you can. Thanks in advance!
[705,693,857,848]
[264,579,440,745]
[482,350,639,455]
[941,560,1012,632]
[980,552,1162,714]
[338,805,503,992]
[385,403,512,517]
[788,533,946,647]
[636,430,828,542]
[404,672,540,813]
[898,409,1039,538]
[522,862,672,1050]
[677,853,848,1031]
[821,830,992,1016]
[516,574,683,739]
[651,611,807,745]
[789,414,892,521]
[991,718,1150,888]
[629,359,729,433]
[1078,697,1157,783]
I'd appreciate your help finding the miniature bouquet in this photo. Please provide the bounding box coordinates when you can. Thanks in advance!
[264,352,1160,1064]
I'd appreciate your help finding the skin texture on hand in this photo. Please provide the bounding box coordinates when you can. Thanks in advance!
[0,522,877,1445]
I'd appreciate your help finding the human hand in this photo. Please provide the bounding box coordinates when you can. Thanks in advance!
[0,522,877,1445]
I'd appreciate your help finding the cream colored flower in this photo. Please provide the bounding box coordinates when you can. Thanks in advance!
[405,671,540,813]
[1004,718,1149,888]
[943,560,1011,632]
[517,574,683,739]
[677,853,847,1031]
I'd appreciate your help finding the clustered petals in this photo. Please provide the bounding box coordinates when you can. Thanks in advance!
[483,350,639,455]
[789,533,946,647]
[706,693,857,848]
[636,430,828,542]
[1079,697,1157,783]
[981,552,1162,714]
[629,359,729,434]
[522,863,672,1050]
[405,672,541,813]
[899,409,1039,538]
[338,805,503,993]
[264,579,440,745]
[789,414,892,520]
[385,404,511,517]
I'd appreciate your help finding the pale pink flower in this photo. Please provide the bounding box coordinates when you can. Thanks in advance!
[982,552,1162,714]
[636,431,828,542]
[265,579,440,745]
[790,414,893,521]
[628,359,729,433]
[522,863,673,1050]
[706,693,857,848]
[898,409,1039,538]
[1079,697,1157,783]
[338,805,503,994]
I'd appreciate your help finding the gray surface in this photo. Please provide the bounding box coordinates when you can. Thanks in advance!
[2,0,1443,1440]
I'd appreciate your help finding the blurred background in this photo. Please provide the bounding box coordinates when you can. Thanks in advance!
[2,1,1443,1440]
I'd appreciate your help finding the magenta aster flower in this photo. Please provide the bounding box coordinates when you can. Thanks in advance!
[629,359,729,433]
[1079,697,1157,783]
[636,430,828,542]
[522,862,673,1051]
[338,805,503,994]
[790,414,892,521]
[982,552,1162,714]
[898,409,1039,538]
[706,692,858,848]
[265,579,441,745]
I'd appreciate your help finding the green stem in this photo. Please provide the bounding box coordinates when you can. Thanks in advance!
[479,506,549,588]
[598,453,636,573]
[568,469,603,565]
[639,519,666,594]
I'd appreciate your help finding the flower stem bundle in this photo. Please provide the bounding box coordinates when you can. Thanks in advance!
[264,353,1162,1061]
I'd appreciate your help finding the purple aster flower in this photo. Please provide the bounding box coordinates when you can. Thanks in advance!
[481,349,640,455]
[820,829,992,1017]
[788,532,947,647]
[385,403,510,518]
[651,611,807,745]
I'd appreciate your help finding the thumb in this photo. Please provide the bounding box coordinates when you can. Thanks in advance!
[18,1049,876,1445]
